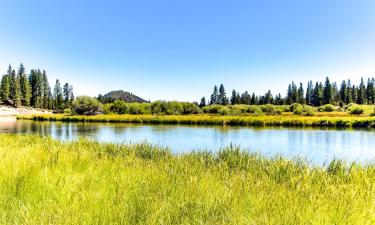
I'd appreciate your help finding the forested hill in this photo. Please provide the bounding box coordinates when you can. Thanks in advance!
[98,90,147,103]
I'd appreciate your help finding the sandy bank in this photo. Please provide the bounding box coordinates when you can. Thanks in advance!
[0,106,52,116]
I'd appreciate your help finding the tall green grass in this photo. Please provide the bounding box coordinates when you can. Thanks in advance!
[0,134,374,224]
[18,114,375,128]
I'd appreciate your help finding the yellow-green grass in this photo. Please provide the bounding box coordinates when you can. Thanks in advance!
[0,134,374,224]
[18,114,375,128]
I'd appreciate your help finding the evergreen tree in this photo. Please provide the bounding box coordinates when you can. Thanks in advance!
[367,78,375,104]
[0,75,11,101]
[236,92,240,104]
[209,85,218,105]
[286,84,292,104]
[347,80,353,103]
[305,81,313,105]
[13,75,22,107]
[53,79,63,111]
[63,83,74,108]
[250,93,257,105]
[42,71,51,109]
[323,77,332,104]
[312,82,323,106]
[230,89,237,105]
[352,85,358,103]
[264,90,273,104]
[339,80,348,104]
[199,97,206,107]
[18,64,32,106]
[217,84,228,105]
[366,78,372,104]
[240,91,251,104]
[357,77,366,104]
[297,83,305,104]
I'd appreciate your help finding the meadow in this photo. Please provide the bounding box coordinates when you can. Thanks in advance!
[0,134,373,224]
[18,113,375,128]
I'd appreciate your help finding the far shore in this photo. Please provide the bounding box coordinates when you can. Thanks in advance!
[0,106,52,116]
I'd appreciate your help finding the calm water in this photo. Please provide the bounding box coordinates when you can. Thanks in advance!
[0,117,374,165]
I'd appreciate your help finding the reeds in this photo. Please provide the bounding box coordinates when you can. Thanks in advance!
[0,134,374,224]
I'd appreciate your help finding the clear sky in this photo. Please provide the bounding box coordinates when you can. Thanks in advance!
[0,0,374,101]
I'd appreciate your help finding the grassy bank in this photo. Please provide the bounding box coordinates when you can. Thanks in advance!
[0,134,374,224]
[18,114,375,128]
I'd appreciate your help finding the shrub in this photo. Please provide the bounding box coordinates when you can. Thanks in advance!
[72,96,103,115]
[181,102,202,114]
[302,105,316,116]
[318,104,336,112]
[110,100,129,114]
[290,103,303,115]
[202,105,225,114]
[63,108,72,115]
[128,103,151,115]
[218,106,230,115]
[348,105,364,115]
[371,108,375,117]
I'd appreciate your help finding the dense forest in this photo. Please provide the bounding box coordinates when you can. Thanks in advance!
[202,77,375,107]
[0,64,74,110]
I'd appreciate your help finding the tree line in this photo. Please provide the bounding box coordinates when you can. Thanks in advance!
[0,64,74,110]
[202,77,375,107]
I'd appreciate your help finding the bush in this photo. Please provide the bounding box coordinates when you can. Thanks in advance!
[348,105,364,115]
[318,104,336,112]
[290,103,303,115]
[110,100,129,114]
[72,96,103,115]
[128,103,151,115]
[370,108,375,117]
[218,106,230,115]
[302,105,316,116]
[202,105,226,114]
[63,108,72,115]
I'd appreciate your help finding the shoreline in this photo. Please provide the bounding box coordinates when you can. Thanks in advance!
[17,114,375,128]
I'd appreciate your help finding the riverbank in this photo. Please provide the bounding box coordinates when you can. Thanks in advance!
[18,114,375,128]
[0,106,52,116]
[0,134,373,224]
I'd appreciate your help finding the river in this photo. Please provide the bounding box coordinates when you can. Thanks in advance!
[0,117,374,165]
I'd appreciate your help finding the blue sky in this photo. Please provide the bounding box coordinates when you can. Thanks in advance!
[0,0,374,101]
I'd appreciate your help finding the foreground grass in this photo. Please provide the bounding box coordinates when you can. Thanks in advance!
[18,113,375,128]
[0,134,374,224]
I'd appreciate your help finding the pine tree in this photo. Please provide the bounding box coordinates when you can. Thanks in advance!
[264,90,273,104]
[347,80,353,104]
[240,91,251,104]
[217,84,228,105]
[357,77,366,104]
[250,93,256,105]
[305,81,313,105]
[230,89,237,105]
[42,71,51,109]
[352,85,358,103]
[63,83,71,108]
[209,85,218,105]
[18,64,32,106]
[199,97,206,107]
[297,83,305,104]
[323,77,332,104]
[312,82,323,106]
[0,75,11,101]
[13,75,22,107]
[53,79,63,111]
[339,80,348,104]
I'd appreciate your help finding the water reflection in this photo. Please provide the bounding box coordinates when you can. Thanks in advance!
[0,118,374,165]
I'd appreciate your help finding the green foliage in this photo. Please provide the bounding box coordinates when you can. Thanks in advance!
[0,134,374,224]
[318,104,336,112]
[110,100,129,114]
[72,96,103,115]
[348,104,364,115]
[218,106,230,115]
[63,108,73,115]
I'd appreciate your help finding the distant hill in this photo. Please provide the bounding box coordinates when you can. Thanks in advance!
[98,90,147,103]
